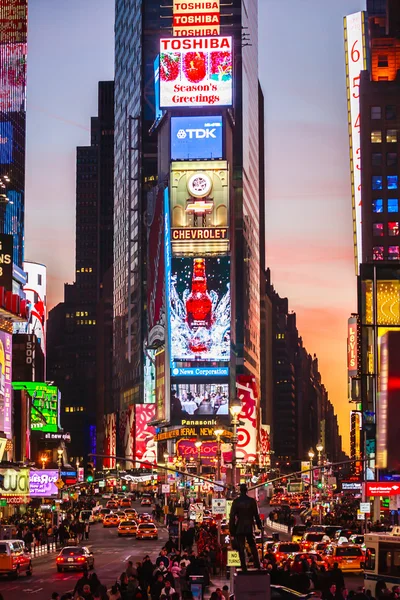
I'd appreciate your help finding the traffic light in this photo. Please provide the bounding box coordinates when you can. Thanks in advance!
[317,481,323,489]
[86,462,94,483]
[122,484,127,492]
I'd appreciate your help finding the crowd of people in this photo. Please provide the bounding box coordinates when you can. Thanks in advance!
[46,543,229,600]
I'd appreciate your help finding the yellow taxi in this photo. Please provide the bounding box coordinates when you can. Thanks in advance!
[118,520,138,537]
[106,500,118,510]
[114,511,126,522]
[103,514,119,528]
[136,522,158,540]
[124,508,138,520]
[120,498,131,508]
[324,544,364,572]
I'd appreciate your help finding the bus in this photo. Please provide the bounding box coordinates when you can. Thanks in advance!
[364,533,400,594]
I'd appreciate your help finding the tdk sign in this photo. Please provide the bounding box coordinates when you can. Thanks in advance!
[171,115,223,160]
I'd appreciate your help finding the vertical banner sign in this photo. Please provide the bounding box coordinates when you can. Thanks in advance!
[377,331,400,470]
[0,332,12,438]
[0,234,13,291]
[147,187,165,348]
[134,404,156,468]
[173,0,220,37]
[235,375,258,463]
[347,316,359,377]
[344,12,367,273]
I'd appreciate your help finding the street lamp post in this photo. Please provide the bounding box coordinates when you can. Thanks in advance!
[214,427,224,498]
[316,442,324,524]
[308,449,315,512]
[230,398,242,493]
[57,448,63,497]
[41,454,48,470]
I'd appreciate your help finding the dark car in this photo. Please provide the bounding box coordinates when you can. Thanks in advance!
[56,546,94,572]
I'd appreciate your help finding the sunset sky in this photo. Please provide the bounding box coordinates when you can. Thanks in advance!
[25,0,367,453]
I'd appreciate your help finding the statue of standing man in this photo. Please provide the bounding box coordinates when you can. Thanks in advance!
[229,483,262,572]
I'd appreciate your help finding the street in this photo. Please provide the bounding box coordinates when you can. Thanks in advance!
[0,505,169,599]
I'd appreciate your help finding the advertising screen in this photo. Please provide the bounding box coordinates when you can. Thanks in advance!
[344,12,367,270]
[0,0,27,44]
[159,37,232,108]
[0,331,12,438]
[170,256,230,363]
[104,412,116,469]
[12,382,59,433]
[0,43,27,112]
[173,0,220,37]
[377,331,400,470]
[170,160,229,256]
[29,469,58,498]
[171,382,229,424]
[0,122,13,164]
[147,187,165,348]
[0,234,13,291]
[134,404,156,468]
[171,116,223,160]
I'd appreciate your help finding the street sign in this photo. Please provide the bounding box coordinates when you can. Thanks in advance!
[162,484,170,494]
[360,502,371,513]
[226,500,233,519]
[357,510,364,520]
[227,550,241,567]
[212,498,226,515]
[99,480,105,488]
[55,478,64,489]
[288,482,303,493]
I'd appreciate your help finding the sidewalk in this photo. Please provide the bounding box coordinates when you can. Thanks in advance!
[30,541,59,560]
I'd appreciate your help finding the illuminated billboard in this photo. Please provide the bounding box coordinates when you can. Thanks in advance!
[0,122,13,164]
[147,187,165,348]
[29,470,58,498]
[171,116,223,160]
[12,382,59,433]
[377,331,400,470]
[0,331,12,438]
[22,262,47,355]
[347,315,359,378]
[171,382,229,424]
[170,256,230,363]
[104,412,116,469]
[344,12,367,272]
[0,0,27,44]
[0,234,13,291]
[170,160,229,255]
[173,0,220,37]
[0,43,27,112]
[159,37,232,108]
[134,404,156,468]
[236,375,258,464]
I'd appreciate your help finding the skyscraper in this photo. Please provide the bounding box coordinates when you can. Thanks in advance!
[47,82,114,462]
[0,0,27,268]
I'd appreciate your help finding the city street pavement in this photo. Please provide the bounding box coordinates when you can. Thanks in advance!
[0,504,169,600]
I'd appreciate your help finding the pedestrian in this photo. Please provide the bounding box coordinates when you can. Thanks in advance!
[330,562,345,591]
[85,521,90,540]
[161,581,176,597]
[51,593,60,600]
[81,584,94,600]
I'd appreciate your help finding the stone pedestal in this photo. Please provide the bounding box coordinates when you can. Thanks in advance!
[234,570,270,600]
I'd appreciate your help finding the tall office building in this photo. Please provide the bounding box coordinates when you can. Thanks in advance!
[47,82,114,462]
[345,1,400,484]
[0,0,27,268]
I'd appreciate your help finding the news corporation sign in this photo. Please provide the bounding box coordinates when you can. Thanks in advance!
[159,36,232,108]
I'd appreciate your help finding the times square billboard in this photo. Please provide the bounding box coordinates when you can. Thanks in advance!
[159,36,232,108]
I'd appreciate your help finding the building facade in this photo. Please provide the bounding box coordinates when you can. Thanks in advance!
[47,82,114,463]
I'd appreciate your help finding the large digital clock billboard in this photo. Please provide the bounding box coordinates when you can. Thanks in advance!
[159,36,232,108]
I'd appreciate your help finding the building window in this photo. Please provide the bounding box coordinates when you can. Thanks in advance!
[386,105,396,120]
[371,131,382,143]
[372,153,382,166]
[388,199,399,213]
[388,175,398,190]
[388,222,399,236]
[387,153,398,167]
[373,246,384,260]
[372,176,383,190]
[371,106,382,120]
[388,246,400,260]
[373,199,384,213]
[378,55,389,67]
[387,129,397,143]
[373,223,384,236]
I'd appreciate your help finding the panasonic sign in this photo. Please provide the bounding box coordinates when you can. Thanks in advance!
[171,115,223,160]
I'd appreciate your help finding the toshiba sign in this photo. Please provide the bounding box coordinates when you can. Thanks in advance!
[159,37,232,108]
[173,1,220,37]
[366,482,400,496]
